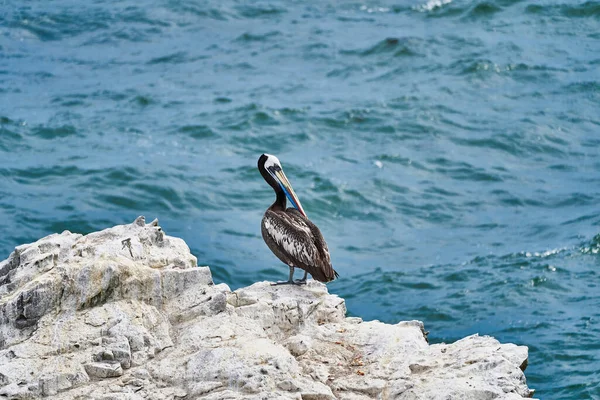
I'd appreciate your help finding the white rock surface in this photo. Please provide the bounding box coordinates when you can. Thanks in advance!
[0,217,534,399]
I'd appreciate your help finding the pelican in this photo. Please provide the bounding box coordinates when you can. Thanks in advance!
[258,154,338,285]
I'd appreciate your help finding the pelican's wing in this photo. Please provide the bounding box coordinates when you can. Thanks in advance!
[263,209,336,282]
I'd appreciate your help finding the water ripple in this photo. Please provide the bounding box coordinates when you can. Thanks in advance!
[2,0,600,397]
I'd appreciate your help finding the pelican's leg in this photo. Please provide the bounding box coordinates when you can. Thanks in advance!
[272,265,302,285]
[295,270,308,284]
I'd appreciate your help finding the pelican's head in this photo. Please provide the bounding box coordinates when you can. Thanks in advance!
[258,153,307,217]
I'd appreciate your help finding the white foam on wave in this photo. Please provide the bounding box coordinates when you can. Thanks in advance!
[523,247,568,258]
[415,0,452,12]
[359,5,391,13]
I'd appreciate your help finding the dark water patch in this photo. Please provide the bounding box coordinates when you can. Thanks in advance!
[234,31,281,42]
[87,27,151,44]
[442,34,486,52]
[93,183,183,214]
[562,213,598,226]
[341,37,421,58]
[554,193,595,208]
[495,0,526,8]
[222,229,258,239]
[225,190,267,210]
[463,2,503,19]
[337,15,377,23]
[312,176,340,194]
[52,94,89,107]
[370,65,422,81]
[45,216,108,238]
[402,281,440,290]
[563,81,600,95]
[252,111,280,126]
[95,194,143,211]
[218,117,250,132]
[0,125,26,152]
[32,71,55,80]
[177,125,217,139]
[424,186,460,197]
[334,155,360,164]
[131,95,155,107]
[443,167,502,182]
[0,127,22,142]
[220,166,259,182]
[31,125,78,140]
[119,8,171,27]
[302,42,329,52]
[214,97,232,104]
[234,4,286,18]
[326,65,369,79]
[371,124,395,134]
[147,51,189,65]
[183,192,227,212]
[507,64,565,84]
[450,136,519,156]
[428,157,503,182]
[438,116,479,132]
[374,179,410,195]
[213,103,261,131]
[4,165,86,184]
[315,109,390,130]
[452,132,567,158]
[396,201,455,224]
[209,264,233,284]
[163,101,185,109]
[526,2,600,18]
[91,90,129,102]
[499,321,554,334]
[61,99,86,107]
[166,2,229,20]
[414,305,456,322]
[214,62,255,72]
[443,269,480,282]
[542,132,570,147]
[104,167,142,184]
[8,9,111,41]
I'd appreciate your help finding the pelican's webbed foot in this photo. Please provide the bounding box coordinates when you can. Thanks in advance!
[294,270,308,285]
[271,266,306,286]
[271,280,304,286]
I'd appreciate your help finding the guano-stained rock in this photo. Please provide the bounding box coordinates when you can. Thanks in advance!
[0,217,535,399]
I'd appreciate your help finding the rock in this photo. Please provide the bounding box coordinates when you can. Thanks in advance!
[285,334,312,356]
[0,217,535,399]
[84,362,123,379]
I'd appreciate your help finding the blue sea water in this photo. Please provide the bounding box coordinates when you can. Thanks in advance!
[1,0,600,397]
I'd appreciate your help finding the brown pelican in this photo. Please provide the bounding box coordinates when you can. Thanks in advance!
[258,154,338,285]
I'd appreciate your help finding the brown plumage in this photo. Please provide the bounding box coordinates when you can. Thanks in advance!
[258,154,338,284]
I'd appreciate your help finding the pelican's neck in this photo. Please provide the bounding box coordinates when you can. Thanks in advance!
[260,161,287,212]
[270,187,287,212]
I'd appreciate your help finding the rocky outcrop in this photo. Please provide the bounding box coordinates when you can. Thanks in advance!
[0,217,533,399]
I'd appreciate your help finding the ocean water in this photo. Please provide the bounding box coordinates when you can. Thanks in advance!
[1,0,599,397]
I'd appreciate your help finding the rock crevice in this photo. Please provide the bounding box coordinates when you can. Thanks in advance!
[0,218,533,399]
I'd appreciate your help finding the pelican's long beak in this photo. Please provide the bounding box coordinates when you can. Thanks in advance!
[269,168,307,217]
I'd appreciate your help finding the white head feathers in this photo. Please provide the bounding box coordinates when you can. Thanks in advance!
[263,153,282,170]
